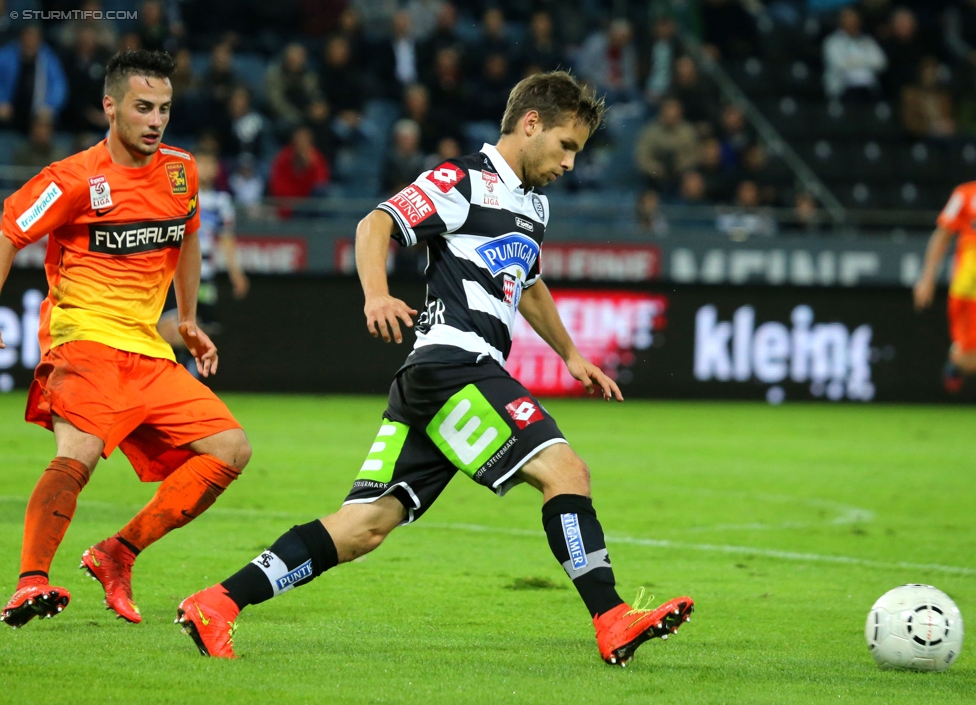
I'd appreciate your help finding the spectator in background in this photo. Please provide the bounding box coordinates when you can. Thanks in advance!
[118,32,142,53]
[521,10,562,76]
[740,144,779,205]
[13,115,68,170]
[319,35,367,144]
[675,170,708,205]
[644,16,683,106]
[783,191,826,234]
[371,10,419,101]
[406,0,446,42]
[59,25,109,137]
[0,0,12,48]
[296,0,348,40]
[469,53,512,124]
[402,83,447,155]
[822,7,887,101]
[337,8,370,69]
[218,86,270,159]
[57,0,118,53]
[577,18,639,104]
[419,3,463,79]
[266,43,326,137]
[880,8,925,99]
[202,42,240,117]
[426,47,467,129]
[229,153,265,218]
[717,180,778,238]
[382,119,425,194]
[268,125,330,218]
[701,0,760,60]
[475,8,511,61]
[901,56,956,139]
[0,25,68,133]
[669,56,717,135]
[718,104,753,168]
[635,97,699,191]
[635,189,669,235]
[945,0,976,68]
[138,0,174,53]
[424,134,462,169]
[698,136,735,202]
[166,47,205,135]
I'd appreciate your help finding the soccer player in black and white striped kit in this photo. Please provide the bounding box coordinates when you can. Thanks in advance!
[177,71,693,665]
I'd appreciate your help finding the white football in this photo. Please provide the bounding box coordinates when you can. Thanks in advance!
[865,584,964,671]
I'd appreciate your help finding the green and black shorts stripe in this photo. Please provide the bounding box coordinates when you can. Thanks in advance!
[343,359,566,523]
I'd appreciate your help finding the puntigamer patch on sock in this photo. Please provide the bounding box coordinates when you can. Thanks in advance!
[561,513,588,571]
[250,551,310,597]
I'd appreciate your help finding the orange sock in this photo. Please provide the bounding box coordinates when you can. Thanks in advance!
[118,454,240,551]
[19,457,92,586]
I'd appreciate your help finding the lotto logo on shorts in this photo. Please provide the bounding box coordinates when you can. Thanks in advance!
[561,513,587,570]
[505,397,543,429]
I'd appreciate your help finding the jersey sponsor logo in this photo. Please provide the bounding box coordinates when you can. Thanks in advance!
[274,559,313,592]
[474,232,540,279]
[15,181,63,232]
[88,175,113,211]
[531,194,545,220]
[515,217,534,232]
[166,163,188,194]
[426,162,467,193]
[505,396,543,429]
[159,147,191,160]
[89,216,187,255]
[481,170,498,192]
[388,185,435,226]
[561,513,587,570]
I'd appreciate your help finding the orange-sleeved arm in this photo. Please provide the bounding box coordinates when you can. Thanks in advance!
[937,185,971,234]
[185,157,201,236]
[1,163,81,248]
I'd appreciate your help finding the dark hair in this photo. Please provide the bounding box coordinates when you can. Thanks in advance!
[500,70,606,137]
[104,50,175,100]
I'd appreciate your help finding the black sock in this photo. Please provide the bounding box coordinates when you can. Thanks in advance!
[221,520,339,610]
[542,494,624,618]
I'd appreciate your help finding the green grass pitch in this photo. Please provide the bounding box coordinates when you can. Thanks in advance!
[0,392,974,704]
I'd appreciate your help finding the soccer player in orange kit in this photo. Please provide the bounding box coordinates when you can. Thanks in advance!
[914,182,976,392]
[0,50,251,628]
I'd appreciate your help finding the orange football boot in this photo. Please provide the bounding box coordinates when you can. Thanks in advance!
[1,579,71,628]
[594,590,694,666]
[176,585,240,658]
[81,537,141,623]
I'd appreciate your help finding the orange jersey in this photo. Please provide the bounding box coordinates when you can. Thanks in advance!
[2,140,200,360]
[937,182,976,300]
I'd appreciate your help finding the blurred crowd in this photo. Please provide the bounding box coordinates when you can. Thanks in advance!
[3,0,976,235]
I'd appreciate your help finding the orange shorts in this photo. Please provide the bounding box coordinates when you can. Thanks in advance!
[26,340,242,482]
[948,296,976,353]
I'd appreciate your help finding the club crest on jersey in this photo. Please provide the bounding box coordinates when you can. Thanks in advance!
[502,274,521,309]
[88,175,113,210]
[475,232,539,279]
[166,163,188,194]
[426,162,466,193]
[531,194,545,220]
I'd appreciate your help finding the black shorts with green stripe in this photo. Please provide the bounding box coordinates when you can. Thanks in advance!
[343,359,566,523]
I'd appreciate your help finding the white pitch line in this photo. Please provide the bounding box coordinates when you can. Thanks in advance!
[418,522,976,577]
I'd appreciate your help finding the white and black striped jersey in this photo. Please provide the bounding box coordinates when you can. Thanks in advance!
[376,143,549,367]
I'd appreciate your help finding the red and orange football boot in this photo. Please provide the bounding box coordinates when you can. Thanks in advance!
[1,578,71,629]
[81,537,141,623]
[176,585,240,658]
[594,590,694,666]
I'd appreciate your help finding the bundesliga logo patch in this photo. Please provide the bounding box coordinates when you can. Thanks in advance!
[166,163,188,194]
[88,175,113,211]
[481,170,498,192]
[505,396,543,429]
